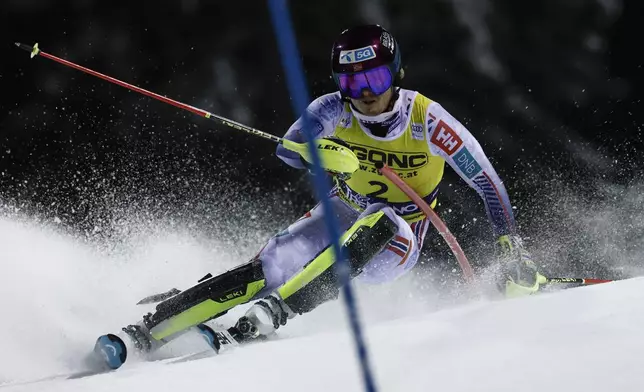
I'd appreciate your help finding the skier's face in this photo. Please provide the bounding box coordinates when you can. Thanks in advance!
[350,87,393,116]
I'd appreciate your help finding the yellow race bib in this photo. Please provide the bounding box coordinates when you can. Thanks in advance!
[333,92,444,223]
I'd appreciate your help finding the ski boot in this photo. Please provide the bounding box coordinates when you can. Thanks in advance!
[227,293,295,344]
[123,319,222,355]
[121,323,156,352]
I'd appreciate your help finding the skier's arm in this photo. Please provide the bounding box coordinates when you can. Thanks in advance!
[426,102,516,237]
[276,92,344,169]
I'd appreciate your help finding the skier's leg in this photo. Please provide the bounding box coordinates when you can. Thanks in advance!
[278,208,397,311]
[357,204,429,284]
[232,203,399,341]
[125,196,360,350]
[141,258,267,341]
[254,195,359,296]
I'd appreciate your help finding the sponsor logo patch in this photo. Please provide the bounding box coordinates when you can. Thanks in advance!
[339,182,437,218]
[411,123,424,140]
[380,32,395,53]
[430,120,462,155]
[347,142,428,170]
[318,143,339,151]
[313,121,324,134]
[217,288,247,302]
[339,114,352,128]
[454,147,482,179]
[339,45,377,64]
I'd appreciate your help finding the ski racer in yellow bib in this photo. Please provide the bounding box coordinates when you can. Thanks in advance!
[276,24,546,299]
[108,25,547,364]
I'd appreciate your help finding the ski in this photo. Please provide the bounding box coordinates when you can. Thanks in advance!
[88,322,240,371]
[93,333,128,370]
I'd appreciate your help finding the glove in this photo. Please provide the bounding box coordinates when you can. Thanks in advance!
[300,136,353,181]
[496,235,546,298]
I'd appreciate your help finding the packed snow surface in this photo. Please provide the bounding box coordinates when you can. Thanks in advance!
[1,217,642,392]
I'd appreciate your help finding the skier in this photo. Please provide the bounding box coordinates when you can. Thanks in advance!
[118,24,546,358]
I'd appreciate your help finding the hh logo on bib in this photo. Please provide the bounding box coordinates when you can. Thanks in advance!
[431,120,462,155]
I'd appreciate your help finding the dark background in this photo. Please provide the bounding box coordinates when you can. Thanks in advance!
[1,0,642,282]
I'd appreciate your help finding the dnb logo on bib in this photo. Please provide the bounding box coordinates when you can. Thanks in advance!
[339,46,377,64]
[454,147,482,179]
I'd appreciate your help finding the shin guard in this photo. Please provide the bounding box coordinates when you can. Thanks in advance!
[145,259,266,340]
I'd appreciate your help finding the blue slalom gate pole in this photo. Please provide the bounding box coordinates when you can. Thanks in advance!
[266,1,378,391]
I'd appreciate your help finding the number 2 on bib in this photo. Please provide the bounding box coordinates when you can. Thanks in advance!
[365,180,389,199]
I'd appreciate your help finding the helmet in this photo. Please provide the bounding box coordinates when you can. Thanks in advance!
[331,24,403,99]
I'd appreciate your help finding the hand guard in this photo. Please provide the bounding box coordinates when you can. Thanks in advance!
[300,136,354,181]
[496,235,546,298]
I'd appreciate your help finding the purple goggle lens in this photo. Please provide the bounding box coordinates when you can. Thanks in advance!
[336,65,393,99]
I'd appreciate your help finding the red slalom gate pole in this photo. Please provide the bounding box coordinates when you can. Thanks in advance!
[377,163,474,282]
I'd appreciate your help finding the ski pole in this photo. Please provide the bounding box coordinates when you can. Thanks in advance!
[14,42,313,158]
[545,277,613,285]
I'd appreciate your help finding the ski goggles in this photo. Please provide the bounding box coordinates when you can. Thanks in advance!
[334,65,393,99]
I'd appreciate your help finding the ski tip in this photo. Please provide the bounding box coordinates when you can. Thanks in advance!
[94,334,128,370]
[196,324,221,353]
